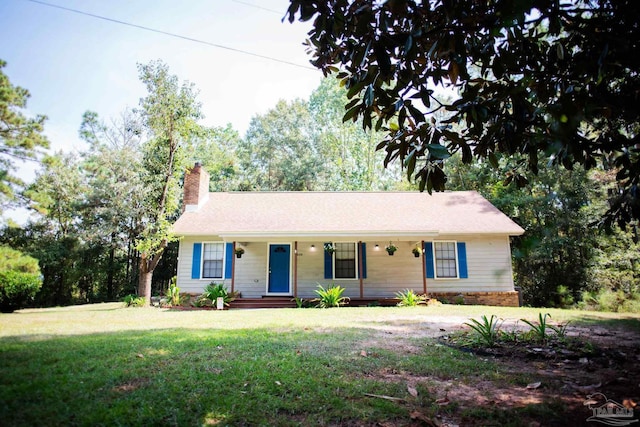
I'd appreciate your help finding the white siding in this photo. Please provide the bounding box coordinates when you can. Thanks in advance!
[176,236,516,297]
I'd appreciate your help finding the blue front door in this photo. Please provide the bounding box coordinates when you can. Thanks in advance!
[268,244,291,293]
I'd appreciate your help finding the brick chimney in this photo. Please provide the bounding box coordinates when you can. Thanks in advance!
[183,162,210,212]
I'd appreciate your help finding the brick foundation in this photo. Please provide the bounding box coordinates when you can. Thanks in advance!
[429,291,520,307]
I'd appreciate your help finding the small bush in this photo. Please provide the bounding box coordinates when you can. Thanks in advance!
[314,284,349,308]
[201,283,235,307]
[123,294,145,307]
[163,277,187,307]
[0,246,42,313]
[578,289,640,313]
[0,270,42,313]
[396,289,426,307]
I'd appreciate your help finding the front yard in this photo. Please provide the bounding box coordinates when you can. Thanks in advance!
[1,304,638,426]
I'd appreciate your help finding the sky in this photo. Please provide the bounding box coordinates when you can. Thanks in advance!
[0,0,323,223]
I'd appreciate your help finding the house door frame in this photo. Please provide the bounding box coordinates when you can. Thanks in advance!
[266,242,292,295]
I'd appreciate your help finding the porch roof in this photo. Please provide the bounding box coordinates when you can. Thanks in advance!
[172,191,524,239]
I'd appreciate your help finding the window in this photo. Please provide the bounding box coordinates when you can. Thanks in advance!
[434,241,457,278]
[334,242,357,279]
[202,243,224,279]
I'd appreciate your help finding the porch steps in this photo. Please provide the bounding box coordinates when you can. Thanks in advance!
[227,297,401,309]
[228,297,297,309]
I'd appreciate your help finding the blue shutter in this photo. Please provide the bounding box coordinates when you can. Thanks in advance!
[424,242,435,279]
[359,243,367,279]
[457,242,468,279]
[224,243,233,279]
[191,243,202,279]
[324,242,333,279]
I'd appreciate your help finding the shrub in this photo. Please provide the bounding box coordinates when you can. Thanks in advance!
[396,289,426,307]
[0,271,42,313]
[201,283,235,307]
[123,294,145,307]
[0,246,42,313]
[578,289,640,313]
[314,284,349,308]
[163,277,187,307]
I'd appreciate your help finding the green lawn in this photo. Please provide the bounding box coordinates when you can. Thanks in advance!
[1,304,638,426]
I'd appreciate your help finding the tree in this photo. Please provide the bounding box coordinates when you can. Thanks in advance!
[286,0,640,227]
[135,60,202,305]
[0,60,49,215]
[309,77,403,190]
[239,99,322,190]
[22,152,87,305]
[79,110,146,299]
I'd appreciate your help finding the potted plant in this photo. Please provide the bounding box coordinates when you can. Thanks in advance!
[234,247,245,258]
[412,246,422,257]
[385,243,398,256]
[324,243,335,254]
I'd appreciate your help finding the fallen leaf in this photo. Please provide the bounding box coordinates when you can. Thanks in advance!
[526,381,542,390]
[407,384,418,397]
[275,381,282,386]
[360,350,367,357]
[136,353,144,358]
[579,357,589,364]
[435,396,450,406]
[410,410,439,426]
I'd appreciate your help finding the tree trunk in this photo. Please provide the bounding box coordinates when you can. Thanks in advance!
[138,262,152,306]
[107,233,116,300]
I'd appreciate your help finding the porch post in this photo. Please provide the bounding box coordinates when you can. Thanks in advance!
[294,241,298,298]
[421,240,427,294]
[358,241,364,298]
[231,241,236,293]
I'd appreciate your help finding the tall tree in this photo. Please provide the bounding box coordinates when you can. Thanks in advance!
[0,60,49,215]
[23,152,87,305]
[187,124,242,192]
[239,99,321,190]
[286,0,640,227]
[135,60,202,305]
[79,110,146,299]
[309,77,404,190]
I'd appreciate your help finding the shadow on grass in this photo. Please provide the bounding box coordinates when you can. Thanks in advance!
[567,313,640,333]
[0,326,588,426]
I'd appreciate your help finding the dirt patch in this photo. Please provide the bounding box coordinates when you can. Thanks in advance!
[356,318,640,426]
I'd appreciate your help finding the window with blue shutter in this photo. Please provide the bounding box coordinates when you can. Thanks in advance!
[425,241,468,279]
[191,243,202,279]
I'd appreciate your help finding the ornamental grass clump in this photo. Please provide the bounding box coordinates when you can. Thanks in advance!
[464,315,502,347]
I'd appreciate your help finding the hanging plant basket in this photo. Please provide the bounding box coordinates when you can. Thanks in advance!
[235,248,245,258]
[412,247,421,258]
[324,243,335,254]
[385,244,397,256]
